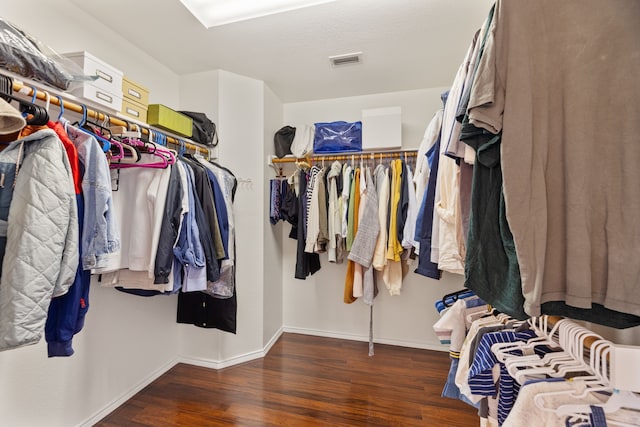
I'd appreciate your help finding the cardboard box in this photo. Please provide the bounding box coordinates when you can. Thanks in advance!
[122,77,150,106]
[121,98,147,122]
[147,104,192,137]
[361,106,402,150]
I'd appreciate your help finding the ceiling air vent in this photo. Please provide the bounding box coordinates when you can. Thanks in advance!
[329,52,363,67]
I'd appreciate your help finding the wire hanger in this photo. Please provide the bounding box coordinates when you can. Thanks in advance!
[101,113,124,161]
[74,104,111,152]
[0,86,49,126]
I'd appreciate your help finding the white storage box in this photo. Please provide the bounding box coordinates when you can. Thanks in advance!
[74,82,123,112]
[361,106,402,150]
[63,51,123,112]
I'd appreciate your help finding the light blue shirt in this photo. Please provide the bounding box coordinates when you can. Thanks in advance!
[63,121,120,270]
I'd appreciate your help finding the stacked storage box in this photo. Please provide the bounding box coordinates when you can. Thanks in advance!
[121,77,149,122]
[147,104,192,138]
[63,51,123,113]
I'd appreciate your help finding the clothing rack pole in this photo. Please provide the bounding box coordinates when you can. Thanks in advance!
[10,80,210,158]
[544,315,607,356]
[271,150,418,164]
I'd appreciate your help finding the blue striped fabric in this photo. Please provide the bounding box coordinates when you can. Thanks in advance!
[468,329,561,426]
[497,346,556,425]
[467,330,537,408]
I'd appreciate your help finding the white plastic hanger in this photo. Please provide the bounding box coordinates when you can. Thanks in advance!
[513,329,602,385]
[493,316,561,364]
[532,325,614,413]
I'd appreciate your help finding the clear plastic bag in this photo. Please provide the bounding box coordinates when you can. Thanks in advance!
[0,18,93,90]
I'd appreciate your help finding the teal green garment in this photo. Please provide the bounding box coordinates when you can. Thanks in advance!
[463,127,528,320]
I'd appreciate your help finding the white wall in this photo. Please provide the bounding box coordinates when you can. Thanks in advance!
[177,70,272,365]
[284,88,446,155]
[263,85,284,347]
[176,70,224,363]
[0,2,183,426]
[217,71,266,362]
[3,0,180,106]
[179,70,221,159]
[282,88,467,350]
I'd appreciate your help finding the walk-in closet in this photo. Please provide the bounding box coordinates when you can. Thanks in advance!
[1,1,639,426]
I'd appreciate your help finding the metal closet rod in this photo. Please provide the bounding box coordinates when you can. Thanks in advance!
[271,150,418,164]
[11,80,209,157]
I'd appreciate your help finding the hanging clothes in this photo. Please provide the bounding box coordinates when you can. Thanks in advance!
[401,164,418,250]
[343,168,361,303]
[341,164,353,243]
[371,164,389,271]
[414,97,446,279]
[304,165,322,254]
[181,155,225,268]
[44,120,90,357]
[383,159,403,295]
[350,167,379,302]
[172,161,207,293]
[99,154,174,291]
[414,111,442,209]
[177,160,238,333]
[462,128,527,320]
[345,167,358,251]
[153,159,186,288]
[0,128,78,351]
[348,167,380,270]
[431,35,475,276]
[396,161,409,246]
[294,168,321,279]
[465,0,640,325]
[269,178,282,225]
[315,167,329,253]
[327,161,342,263]
[352,167,367,299]
[200,159,238,299]
[64,121,121,271]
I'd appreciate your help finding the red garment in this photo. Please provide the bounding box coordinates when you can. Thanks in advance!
[47,121,82,195]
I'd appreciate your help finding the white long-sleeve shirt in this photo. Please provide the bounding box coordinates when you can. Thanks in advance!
[101,154,173,291]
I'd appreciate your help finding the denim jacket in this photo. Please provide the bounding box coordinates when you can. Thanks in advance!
[173,161,206,292]
[63,121,120,270]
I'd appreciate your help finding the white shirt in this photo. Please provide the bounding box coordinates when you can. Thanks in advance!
[101,155,173,291]
[341,164,353,238]
[402,165,419,250]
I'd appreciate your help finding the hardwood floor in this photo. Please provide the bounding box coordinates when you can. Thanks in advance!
[96,334,478,426]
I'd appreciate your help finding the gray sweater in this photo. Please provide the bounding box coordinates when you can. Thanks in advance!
[348,168,379,269]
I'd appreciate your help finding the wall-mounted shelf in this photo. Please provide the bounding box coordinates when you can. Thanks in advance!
[1,70,213,158]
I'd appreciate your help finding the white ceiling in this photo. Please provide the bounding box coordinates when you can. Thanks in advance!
[71,0,494,103]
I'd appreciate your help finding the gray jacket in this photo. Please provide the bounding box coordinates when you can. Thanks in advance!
[0,129,79,351]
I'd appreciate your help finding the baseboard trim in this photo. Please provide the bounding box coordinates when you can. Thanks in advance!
[179,351,261,370]
[78,357,179,427]
[264,326,284,355]
[282,326,447,353]
[179,327,285,370]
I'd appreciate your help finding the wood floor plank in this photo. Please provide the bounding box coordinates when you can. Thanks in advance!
[96,333,478,426]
